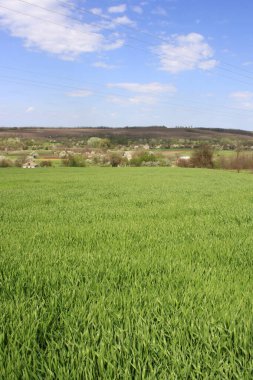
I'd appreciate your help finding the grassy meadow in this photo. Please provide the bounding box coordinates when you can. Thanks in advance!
[0,167,252,379]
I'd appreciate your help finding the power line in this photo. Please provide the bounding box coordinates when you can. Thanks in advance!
[34,0,253,79]
[14,0,159,46]
[1,74,251,122]
[0,63,252,116]
[1,77,248,128]
[1,1,253,125]
[0,1,149,55]
[3,0,253,81]
[0,64,117,90]
[0,4,103,41]
[211,69,253,88]
[222,62,253,76]
[216,66,253,82]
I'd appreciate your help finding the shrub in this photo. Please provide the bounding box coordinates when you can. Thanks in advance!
[129,151,158,167]
[87,137,111,149]
[108,153,126,167]
[62,154,86,167]
[141,161,160,167]
[0,157,13,167]
[190,144,214,168]
[59,151,67,159]
[177,158,192,168]
[15,157,27,167]
[218,154,253,172]
[159,158,172,167]
[40,160,52,167]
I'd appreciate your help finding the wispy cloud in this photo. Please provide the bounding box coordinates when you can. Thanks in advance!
[26,106,34,113]
[132,6,143,14]
[107,82,176,105]
[155,33,218,73]
[67,89,93,97]
[93,61,118,69]
[242,61,253,67]
[0,0,124,60]
[107,95,157,105]
[113,16,135,27]
[152,7,168,17]
[230,91,253,110]
[107,82,176,94]
[128,95,157,105]
[108,4,127,14]
[89,8,103,16]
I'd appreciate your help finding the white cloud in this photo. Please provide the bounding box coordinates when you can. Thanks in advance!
[90,15,135,31]
[107,95,157,106]
[128,95,157,105]
[107,82,176,94]
[231,92,252,100]
[93,61,117,69]
[67,89,93,97]
[0,0,124,60]
[155,33,218,73]
[113,16,135,27]
[26,106,34,113]
[90,8,103,16]
[106,95,126,105]
[107,82,176,106]
[132,6,143,14]
[242,61,253,67]
[152,7,168,16]
[230,91,253,110]
[108,4,127,14]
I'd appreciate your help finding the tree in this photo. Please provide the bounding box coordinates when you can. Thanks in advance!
[109,152,125,167]
[235,141,243,173]
[62,154,86,167]
[87,137,111,148]
[190,144,214,168]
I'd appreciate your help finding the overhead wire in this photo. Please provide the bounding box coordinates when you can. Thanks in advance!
[19,0,253,79]
[1,73,250,123]
[2,1,253,81]
[0,0,253,127]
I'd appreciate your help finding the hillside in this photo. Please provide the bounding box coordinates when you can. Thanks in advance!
[1,126,253,141]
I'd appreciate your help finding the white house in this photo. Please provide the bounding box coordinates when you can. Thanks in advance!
[22,160,38,169]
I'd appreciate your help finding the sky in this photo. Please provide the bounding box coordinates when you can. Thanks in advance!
[1,0,253,129]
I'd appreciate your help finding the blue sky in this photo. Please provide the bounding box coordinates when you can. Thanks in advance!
[1,0,253,129]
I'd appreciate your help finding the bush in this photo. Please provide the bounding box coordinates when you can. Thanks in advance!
[59,151,68,159]
[190,144,214,168]
[177,158,192,168]
[62,154,86,167]
[108,153,126,167]
[89,153,110,166]
[141,161,160,167]
[14,157,27,167]
[87,137,111,149]
[0,157,13,167]
[158,158,172,167]
[40,160,52,167]
[129,151,158,167]
[218,154,253,172]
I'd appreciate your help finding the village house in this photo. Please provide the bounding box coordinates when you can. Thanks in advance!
[123,151,133,160]
[22,160,38,169]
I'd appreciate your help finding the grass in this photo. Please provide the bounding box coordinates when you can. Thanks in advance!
[0,167,252,379]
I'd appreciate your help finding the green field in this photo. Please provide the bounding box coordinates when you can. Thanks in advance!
[0,168,252,379]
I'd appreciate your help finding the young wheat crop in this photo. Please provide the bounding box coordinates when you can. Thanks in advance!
[0,167,252,379]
